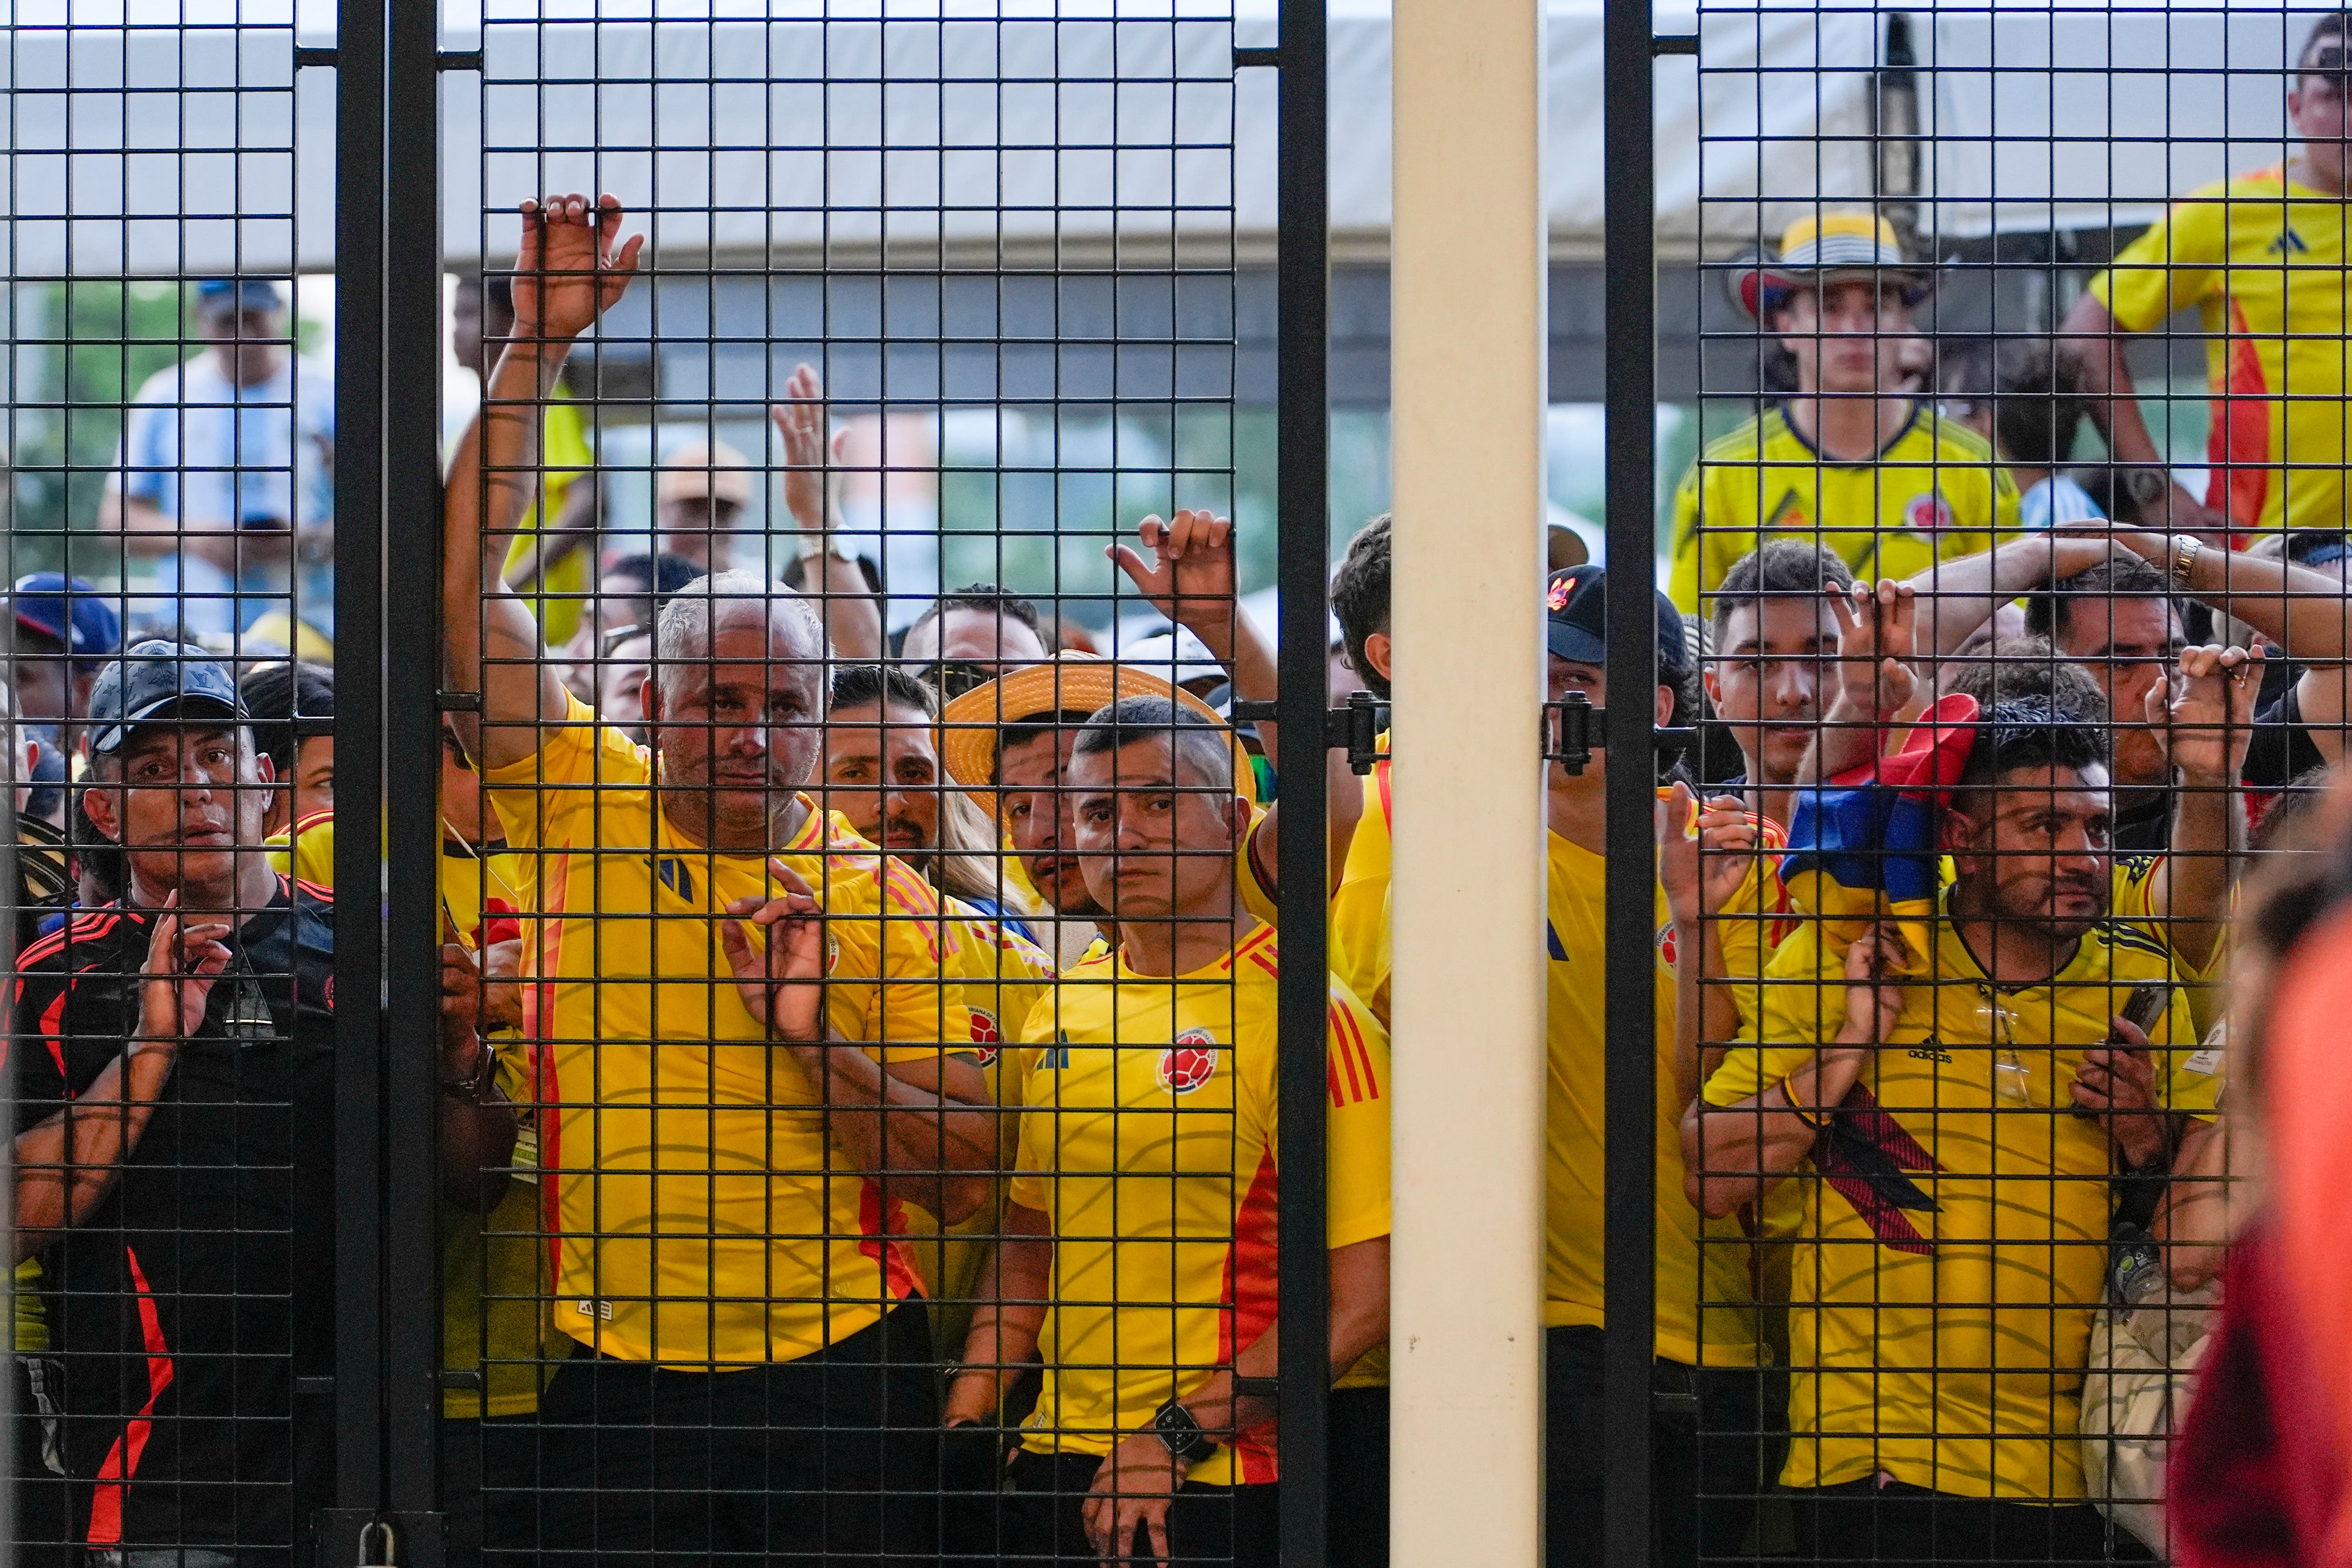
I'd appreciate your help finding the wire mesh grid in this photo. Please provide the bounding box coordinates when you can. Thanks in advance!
[1658,5,2307,1565]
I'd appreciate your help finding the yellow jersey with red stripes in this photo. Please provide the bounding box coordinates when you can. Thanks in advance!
[2093,167,2352,537]
[483,692,964,1367]
[1702,860,2219,1500]
[909,896,1059,1346]
[1010,925,1392,1486]
[1328,735,1394,1026]
[1546,830,1763,1367]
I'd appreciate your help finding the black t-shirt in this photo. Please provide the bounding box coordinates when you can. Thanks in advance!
[2242,682,2328,796]
[2109,791,2172,857]
[12,877,336,1554]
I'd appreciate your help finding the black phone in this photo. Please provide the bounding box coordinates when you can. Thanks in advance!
[2117,982,2170,1038]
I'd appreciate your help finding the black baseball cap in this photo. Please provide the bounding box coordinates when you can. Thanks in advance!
[86,640,245,755]
[1543,565,1692,683]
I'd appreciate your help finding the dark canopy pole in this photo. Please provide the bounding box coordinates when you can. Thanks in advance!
[1601,0,1660,1565]
[1270,0,1333,1560]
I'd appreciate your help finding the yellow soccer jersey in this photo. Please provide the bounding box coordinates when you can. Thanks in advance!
[1701,861,2215,1501]
[261,809,530,947]
[910,897,1059,1352]
[2093,168,2352,537]
[1010,925,1392,1488]
[1546,832,1762,1367]
[484,693,964,1367]
[500,391,597,649]
[1328,741,1393,1027]
[1668,404,2019,615]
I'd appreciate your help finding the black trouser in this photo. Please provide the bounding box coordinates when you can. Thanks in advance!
[1327,1384,1390,1568]
[1004,1449,1278,1568]
[1546,1326,1771,1568]
[1793,1479,2155,1567]
[16,1357,73,1568]
[533,1305,937,1568]
[440,1410,560,1568]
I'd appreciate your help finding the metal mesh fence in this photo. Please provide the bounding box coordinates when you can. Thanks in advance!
[11,0,2343,1565]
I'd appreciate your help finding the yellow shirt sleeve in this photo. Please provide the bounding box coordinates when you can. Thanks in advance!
[502,396,599,648]
[1701,920,1845,1108]
[844,857,965,1060]
[1322,986,1394,1251]
[480,690,649,851]
[1667,459,1706,615]
[1235,808,1281,931]
[2091,194,2226,333]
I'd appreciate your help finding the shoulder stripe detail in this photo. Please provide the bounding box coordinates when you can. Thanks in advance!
[16,909,127,970]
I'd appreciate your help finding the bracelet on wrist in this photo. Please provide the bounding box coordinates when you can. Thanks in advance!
[1780,1076,1825,1131]
[441,1039,500,1099]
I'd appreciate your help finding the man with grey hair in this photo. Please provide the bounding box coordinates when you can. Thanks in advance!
[442,192,990,1564]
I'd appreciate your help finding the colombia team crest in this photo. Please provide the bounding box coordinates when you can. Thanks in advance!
[1158,1030,1219,1094]
[967,1008,1001,1067]
[1903,492,1954,532]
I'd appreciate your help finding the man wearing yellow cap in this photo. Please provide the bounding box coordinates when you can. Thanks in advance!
[2064,11,2352,542]
[1668,211,2018,616]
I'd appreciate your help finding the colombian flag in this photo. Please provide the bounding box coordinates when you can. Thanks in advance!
[1780,692,1979,968]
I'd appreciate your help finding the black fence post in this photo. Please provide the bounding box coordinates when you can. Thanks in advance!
[1601,2,1659,1568]
[330,0,389,1543]
[1273,0,1334,1561]
[383,0,448,1546]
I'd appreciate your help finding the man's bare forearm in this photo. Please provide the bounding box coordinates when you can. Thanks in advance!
[783,1041,995,1219]
[12,1049,174,1261]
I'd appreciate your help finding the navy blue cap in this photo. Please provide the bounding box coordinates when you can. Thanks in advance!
[1544,565,1692,683]
[196,279,282,316]
[86,641,245,755]
[10,574,122,661]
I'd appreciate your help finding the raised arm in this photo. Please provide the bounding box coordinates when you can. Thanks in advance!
[1795,581,1920,789]
[1905,533,2132,658]
[2148,643,2263,973]
[771,361,885,662]
[2105,527,2352,756]
[444,194,642,772]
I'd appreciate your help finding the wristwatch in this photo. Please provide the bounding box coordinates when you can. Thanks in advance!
[1151,1400,1219,1466]
[2171,532,2203,587]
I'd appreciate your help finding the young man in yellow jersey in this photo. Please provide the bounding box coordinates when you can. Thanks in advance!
[1537,565,1773,1568]
[1703,541,1854,834]
[443,193,995,1564]
[2064,11,2352,541]
[941,655,1276,959]
[1686,667,2259,1565]
[1328,515,1395,1025]
[943,696,1391,1568]
[1668,212,2018,615]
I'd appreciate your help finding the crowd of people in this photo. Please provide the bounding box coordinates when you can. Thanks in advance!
[21,14,2352,1568]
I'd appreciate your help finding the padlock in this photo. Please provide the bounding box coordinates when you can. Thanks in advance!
[356,1519,399,1568]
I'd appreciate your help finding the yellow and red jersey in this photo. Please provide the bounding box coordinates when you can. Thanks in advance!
[483,692,963,1367]
[1010,926,1391,1486]
[2094,167,2352,537]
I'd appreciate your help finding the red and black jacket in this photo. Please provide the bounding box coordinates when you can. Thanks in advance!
[10,878,336,1558]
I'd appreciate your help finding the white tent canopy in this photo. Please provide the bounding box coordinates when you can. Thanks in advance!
[4,4,2334,279]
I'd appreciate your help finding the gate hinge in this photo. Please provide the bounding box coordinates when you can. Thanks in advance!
[1230,1375,1281,1402]
[1651,33,1699,56]
[435,690,483,712]
[294,46,338,68]
[1228,691,1390,776]
[1541,693,1695,774]
[1232,45,1281,70]
[437,49,486,72]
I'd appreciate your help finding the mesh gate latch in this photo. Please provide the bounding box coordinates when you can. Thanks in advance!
[1542,693,1697,775]
[1228,692,1390,776]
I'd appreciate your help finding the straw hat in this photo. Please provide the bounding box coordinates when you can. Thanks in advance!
[939,653,1258,817]
[1731,211,1930,322]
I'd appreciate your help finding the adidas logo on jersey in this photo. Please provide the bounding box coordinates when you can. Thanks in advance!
[2269,228,2311,255]
[1907,1038,1953,1064]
